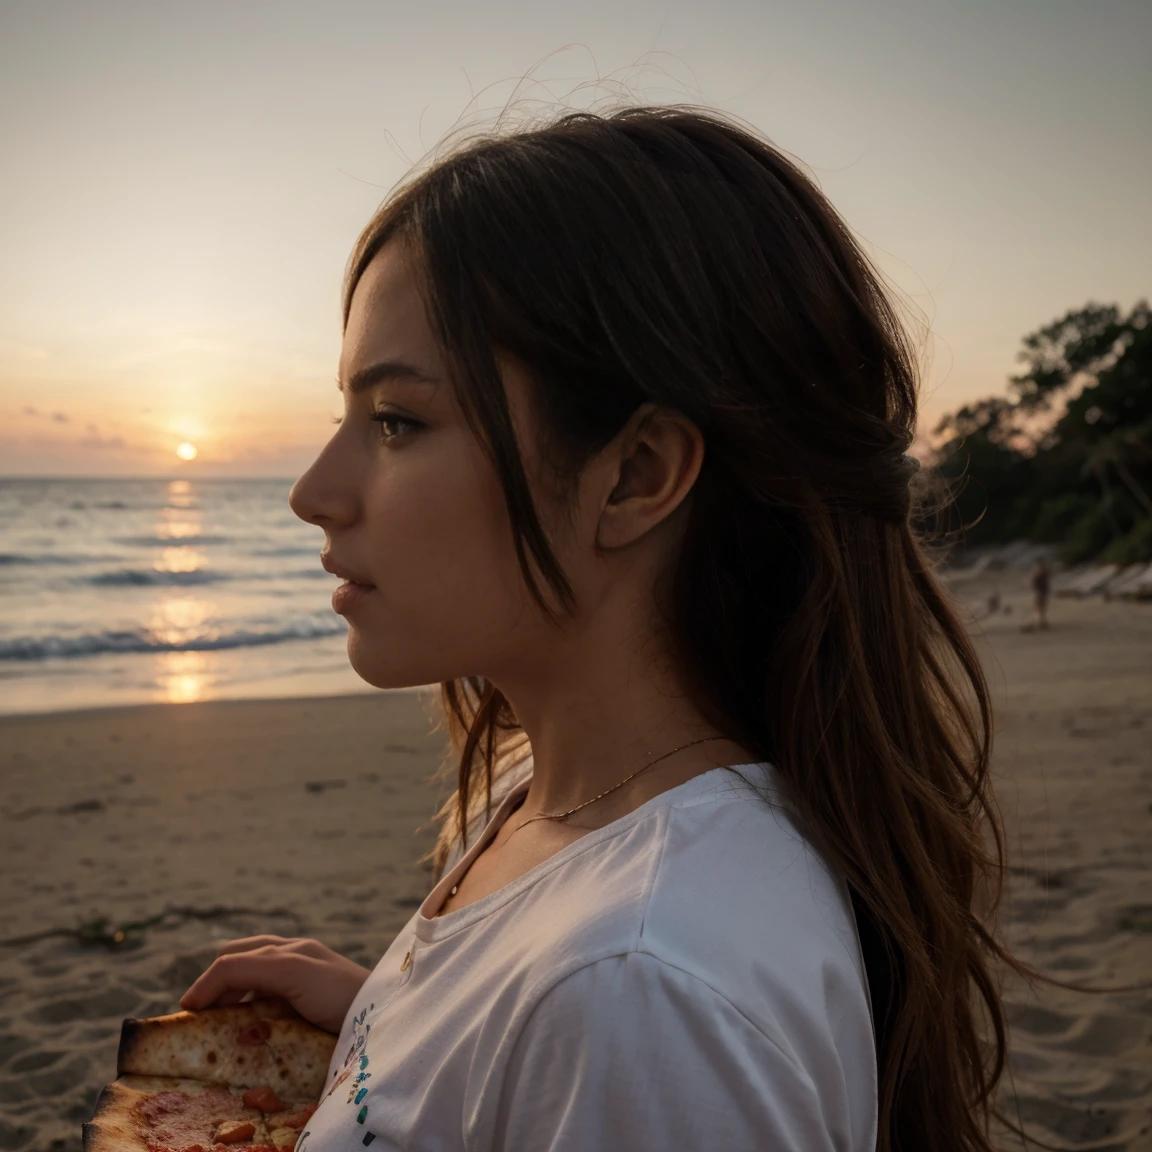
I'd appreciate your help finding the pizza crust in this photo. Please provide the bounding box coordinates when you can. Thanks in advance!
[83,1077,158,1152]
[117,999,336,1101]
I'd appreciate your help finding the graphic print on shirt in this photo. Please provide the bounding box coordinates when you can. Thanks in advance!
[296,1002,376,1152]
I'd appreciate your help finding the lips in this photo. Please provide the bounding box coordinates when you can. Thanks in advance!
[321,552,376,616]
[320,552,374,588]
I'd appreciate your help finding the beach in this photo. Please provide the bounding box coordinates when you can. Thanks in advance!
[1,577,1150,1150]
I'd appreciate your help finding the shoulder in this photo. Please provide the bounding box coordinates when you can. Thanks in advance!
[489,767,877,1145]
[511,764,871,1028]
[640,766,869,1024]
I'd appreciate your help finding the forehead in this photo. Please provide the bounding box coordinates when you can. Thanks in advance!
[341,242,445,379]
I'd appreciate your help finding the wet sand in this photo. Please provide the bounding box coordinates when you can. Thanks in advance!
[1,586,1150,1150]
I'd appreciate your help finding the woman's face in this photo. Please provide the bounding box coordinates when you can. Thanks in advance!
[288,241,561,690]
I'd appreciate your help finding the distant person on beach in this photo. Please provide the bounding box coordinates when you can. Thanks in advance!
[1032,559,1052,630]
[181,107,1014,1152]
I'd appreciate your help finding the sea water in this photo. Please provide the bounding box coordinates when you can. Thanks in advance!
[0,478,391,714]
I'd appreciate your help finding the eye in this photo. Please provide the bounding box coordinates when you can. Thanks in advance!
[371,409,423,442]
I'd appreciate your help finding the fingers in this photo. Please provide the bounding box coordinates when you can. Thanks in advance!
[181,949,312,1011]
[214,935,294,957]
[214,936,330,960]
[208,988,251,1007]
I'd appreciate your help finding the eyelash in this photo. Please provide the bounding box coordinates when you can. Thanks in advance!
[370,409,422,442]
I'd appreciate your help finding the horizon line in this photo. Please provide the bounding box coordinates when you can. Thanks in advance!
[0,474,299,483]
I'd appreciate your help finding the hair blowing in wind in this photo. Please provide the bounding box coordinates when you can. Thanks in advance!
[343,105,1014,1151]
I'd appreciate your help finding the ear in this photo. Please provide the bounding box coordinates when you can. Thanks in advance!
[595,403,705,551]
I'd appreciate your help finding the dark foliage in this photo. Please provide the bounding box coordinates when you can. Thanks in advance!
[933,302,1152,563]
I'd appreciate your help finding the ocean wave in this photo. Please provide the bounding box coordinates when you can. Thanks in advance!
[252,546,320,558]
[86,569,229,587]
[115,534,233,547]
[0,551,124,568]
[0,553,84,567]
[0,616,347,661]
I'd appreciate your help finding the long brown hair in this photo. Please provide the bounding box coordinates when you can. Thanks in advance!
[343,106,1012,1152]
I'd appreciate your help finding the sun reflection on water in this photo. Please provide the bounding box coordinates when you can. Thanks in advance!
[167,479,195,509]
[149,595,217,647]
[153,546,205,574]
[160,517,201,540]
[157,650,213,704]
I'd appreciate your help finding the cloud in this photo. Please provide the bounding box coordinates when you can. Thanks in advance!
[81,422,126,449]
[51,411,69,423]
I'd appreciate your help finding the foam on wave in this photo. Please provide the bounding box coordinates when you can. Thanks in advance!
[0,616,347,661]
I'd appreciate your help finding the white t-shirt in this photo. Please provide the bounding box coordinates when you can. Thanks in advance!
[299,762,878,1152]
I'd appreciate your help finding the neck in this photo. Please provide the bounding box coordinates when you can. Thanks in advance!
[493,636,754,825]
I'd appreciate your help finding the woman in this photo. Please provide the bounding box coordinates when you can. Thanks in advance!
[181,106,1011,1151]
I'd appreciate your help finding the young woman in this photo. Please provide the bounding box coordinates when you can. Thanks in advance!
[181,106,1011,1151]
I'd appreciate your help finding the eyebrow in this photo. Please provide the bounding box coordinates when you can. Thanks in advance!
[338,360,441,394]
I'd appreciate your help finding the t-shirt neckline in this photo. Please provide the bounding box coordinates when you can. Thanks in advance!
[413,761,771,943]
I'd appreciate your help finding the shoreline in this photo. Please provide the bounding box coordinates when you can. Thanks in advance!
[0,683,431,723]
[0,633,374,719]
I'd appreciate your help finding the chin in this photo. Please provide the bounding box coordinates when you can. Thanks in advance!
[345,630,445,691]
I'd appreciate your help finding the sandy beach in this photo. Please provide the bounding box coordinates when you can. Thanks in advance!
[1,580,1150,1151]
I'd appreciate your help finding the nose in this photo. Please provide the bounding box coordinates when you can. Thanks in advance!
[289,433,359,529]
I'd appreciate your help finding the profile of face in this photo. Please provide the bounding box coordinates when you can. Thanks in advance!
[288,241,702,693]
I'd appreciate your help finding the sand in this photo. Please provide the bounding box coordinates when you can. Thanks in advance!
[0,584,1150,1150]
[953,572,1152,1150]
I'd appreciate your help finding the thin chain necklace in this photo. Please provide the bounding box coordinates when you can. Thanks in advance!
[507,734,732,832]
[444,735,735,901]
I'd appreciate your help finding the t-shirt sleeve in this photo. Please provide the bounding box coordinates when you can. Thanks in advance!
[489,951,844,1152]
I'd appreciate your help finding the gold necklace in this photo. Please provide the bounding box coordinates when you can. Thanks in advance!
[444,735,735,900]
[508,734,732,832]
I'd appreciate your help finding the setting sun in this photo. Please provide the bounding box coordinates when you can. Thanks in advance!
[175,441,198,461]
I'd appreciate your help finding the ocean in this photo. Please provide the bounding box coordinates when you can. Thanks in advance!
[0,478,386,715]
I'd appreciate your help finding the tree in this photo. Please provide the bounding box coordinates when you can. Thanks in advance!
[930,302,1152,563]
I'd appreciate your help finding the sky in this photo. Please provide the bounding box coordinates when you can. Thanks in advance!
[1,0,1149,477]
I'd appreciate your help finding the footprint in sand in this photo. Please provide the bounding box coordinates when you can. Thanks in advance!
[1006,1001,1077,1037]
[30,1054,91,1098]
[7,1050,64,1074]
[31,985,152,1024]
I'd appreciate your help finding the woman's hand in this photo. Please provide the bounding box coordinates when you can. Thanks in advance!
[180,936,371,1035]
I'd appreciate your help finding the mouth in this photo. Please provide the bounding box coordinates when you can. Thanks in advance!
[321,552,377,615]
[321,552,374,587]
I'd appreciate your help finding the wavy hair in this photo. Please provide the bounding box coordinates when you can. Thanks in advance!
[342,106,1012,1152]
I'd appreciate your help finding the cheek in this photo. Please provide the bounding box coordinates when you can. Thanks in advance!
[346,446,535,682]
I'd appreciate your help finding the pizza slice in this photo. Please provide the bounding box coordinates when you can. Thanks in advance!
[84,1000,337,1152]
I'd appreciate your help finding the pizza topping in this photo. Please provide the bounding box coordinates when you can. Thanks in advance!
[269,1131,300,1151]
[137,1086,256,1148]
[145,1145,279,1152]
[238,1021,273,1046]
[266,1104,316,1131]
[242,1086,288,1113]
[213,1120,256,1145]
[140,1091,193,1120]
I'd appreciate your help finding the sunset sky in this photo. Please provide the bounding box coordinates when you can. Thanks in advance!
[1,0,1149,477]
